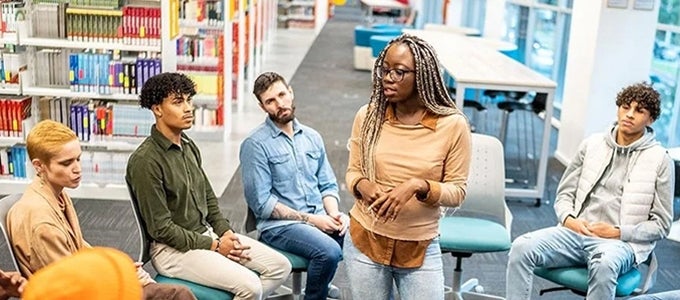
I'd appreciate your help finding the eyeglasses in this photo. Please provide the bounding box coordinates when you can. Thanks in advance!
[377,67,415,82]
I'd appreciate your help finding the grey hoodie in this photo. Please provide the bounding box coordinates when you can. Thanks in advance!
[554,123,674,263]
[579,124,659,224]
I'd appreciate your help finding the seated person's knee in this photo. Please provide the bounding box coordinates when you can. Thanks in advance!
[235,279,264,299]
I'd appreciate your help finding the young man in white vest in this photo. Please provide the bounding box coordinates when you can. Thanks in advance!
[506,82,675,300]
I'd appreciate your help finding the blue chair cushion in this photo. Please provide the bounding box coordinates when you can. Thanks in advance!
[155,275,234,300]
[534,266,642,297]
[439,217,511,253]
[273,248,309,271]
[354,25,403,47]
[370,35,400,58]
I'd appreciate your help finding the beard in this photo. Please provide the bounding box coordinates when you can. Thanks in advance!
[268,106,295,124]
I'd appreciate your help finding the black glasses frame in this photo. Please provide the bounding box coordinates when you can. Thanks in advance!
[377,67,415,82]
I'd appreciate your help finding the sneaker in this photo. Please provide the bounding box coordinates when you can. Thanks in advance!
[327,284,341,299]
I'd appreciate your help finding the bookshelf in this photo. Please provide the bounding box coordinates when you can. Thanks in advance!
[173,0,229,142]
[276,0,328,34]
[20,37,161,52]
[0,0,278,199]
[22,86,140,101]
[0,0,176,199]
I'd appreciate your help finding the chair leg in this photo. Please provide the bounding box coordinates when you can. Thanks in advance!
[499,110,510,145]
[447,256,506,300]
[292,271,302,300]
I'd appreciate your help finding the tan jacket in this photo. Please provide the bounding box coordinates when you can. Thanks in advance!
[7,179,89,277]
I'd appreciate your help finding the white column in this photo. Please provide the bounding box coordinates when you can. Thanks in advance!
[445,0,465,26]
[483,0,505,40]
[555,0,660,164]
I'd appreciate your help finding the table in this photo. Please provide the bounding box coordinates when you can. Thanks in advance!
[468,36,518,52]
[403,29,557,201]
[360,0,409,24]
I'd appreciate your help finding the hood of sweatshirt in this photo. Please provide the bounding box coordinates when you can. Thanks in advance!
[606,122,659,153]
[605,122,659,180]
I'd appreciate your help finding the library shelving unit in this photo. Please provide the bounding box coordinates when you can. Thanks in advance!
[0,0,279,200]
[0,0,165,200]
[276,0,327,34]
[174,0,231,141]
[233,0,277,112]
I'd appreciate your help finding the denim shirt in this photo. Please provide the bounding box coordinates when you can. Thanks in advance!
[240,117,340,232]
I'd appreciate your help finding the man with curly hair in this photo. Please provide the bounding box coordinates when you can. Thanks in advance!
[506,82,675,300]
[126,72,291,300]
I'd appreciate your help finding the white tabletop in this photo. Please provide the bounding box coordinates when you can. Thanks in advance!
[468,36,518,52]
[360,0,409,9]
[423,23,481,36]
[403,29,555,91]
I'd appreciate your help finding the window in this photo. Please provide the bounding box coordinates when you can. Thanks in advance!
[503,1,572,120]
[649,0,680,147]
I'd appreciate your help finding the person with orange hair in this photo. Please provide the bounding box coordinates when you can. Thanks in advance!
[6,119,196,300]
[21,247,142,300]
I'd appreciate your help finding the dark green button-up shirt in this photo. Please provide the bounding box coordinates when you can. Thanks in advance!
[126,125,231,251]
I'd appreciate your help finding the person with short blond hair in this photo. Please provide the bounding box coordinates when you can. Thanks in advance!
[8,119,196,300]
[25,119,78,163]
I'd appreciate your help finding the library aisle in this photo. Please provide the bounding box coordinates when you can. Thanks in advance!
[197,28,317,197]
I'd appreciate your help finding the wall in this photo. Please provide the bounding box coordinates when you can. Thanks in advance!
[555,0,659,164]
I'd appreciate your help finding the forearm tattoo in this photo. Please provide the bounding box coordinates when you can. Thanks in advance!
[271,203,308,222]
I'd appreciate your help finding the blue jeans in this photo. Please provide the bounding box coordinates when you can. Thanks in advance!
[260,223,343,300]
[343,230,444,300]
[628,290,680,300]
[506,226,636,300]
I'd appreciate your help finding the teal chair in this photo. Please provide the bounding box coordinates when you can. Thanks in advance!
[369,34,400,58]
[245,209,309,300]
[270,247,309,300]
[354,25,403,70]
[126,185,234,300]
[534,253,658,297]
[439,133,513,300]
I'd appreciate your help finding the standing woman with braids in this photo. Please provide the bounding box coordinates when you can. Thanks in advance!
[344,34,472,299]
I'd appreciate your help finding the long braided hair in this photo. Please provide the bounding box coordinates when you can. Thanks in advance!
[360,34,464,181]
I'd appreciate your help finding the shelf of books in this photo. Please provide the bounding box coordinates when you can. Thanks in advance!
[276,0,327,33]
[175,0,230,141]
[0,0,278,198]
[0,0,163,200]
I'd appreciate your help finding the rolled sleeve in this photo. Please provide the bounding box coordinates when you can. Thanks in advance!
[260,194,280,220]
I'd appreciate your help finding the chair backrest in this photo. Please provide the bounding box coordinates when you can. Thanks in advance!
[245,208,257,234]
[125,181,152,263]
[460,133,512,233]
[0,194,24,271]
